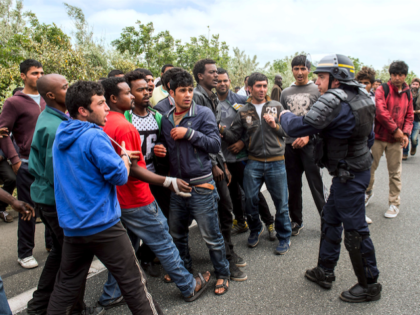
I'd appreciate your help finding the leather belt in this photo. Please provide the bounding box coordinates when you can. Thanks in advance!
[193,183,215,190]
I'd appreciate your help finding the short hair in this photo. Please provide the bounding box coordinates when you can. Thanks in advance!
[356,66,376,84]
[248,72,268,88]
[66,81,104,119]
[161,64,174,73]
[12,87,23,95]
[135,68,153,77]
[374,79,382,84]
[235,86,240,90]
[169,71,194,92]
[244,76,249,82]
[107,69,124,78]
[389,61,408,76]
[217,68,229,78]
[291,55,311,69]
[20,59,42,75]
[124,70,147,88]
[161,67,184,90]
[100,77,127,104]
[411,77,420,85]
[193,59,216,83]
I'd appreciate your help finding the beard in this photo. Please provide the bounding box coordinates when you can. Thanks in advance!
[411,87,419,97]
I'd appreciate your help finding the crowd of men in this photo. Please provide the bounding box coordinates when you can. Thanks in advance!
[0,53,417,314]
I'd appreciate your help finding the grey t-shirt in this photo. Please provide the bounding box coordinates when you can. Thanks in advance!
[280,81,320,144]
[25,93,41,106]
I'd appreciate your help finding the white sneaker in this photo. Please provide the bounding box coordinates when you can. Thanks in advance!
[384,205,399,218]
[18,256,38,269]
[365,193,374,207]
[366,215,372,224]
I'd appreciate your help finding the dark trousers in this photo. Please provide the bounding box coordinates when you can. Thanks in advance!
[16,163,52,258]
[226,161,273,226]
[47,222,162,315]
[285,144,325,225]
[318,170,379,279]
[136,185,172,264]
[28,204,85,312]
[0,159,16,211]
[215,178,234,262]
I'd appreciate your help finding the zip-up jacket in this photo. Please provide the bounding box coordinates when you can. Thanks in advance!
[29,106,68,206]
[159,101,221,185]
[220,97,287,162]
[374,81,414,143]
[124,106,163,136]
[0,91,46,164]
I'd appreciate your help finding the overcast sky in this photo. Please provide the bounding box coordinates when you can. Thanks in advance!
[23,0,420,74]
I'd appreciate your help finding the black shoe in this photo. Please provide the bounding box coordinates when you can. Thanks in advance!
[291,222,304,236]
[80,306,105,315]
[27,308,47,315]
[340,283,382,303]
[141,261,161,277]
[232,220,249,236]
[266,223,276,241]
[305,266,335,289]
[229,263,247,281]
[97,295,126,310]
[232,252,247,267]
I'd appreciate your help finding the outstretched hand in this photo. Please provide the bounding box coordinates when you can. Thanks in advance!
[121,141,141,161]
[170,179,192,193]
[11,200,35,221]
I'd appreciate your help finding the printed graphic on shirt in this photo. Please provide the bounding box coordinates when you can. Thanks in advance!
[265,106,278,118]
[132,112,159,173]
[284,93,318,116]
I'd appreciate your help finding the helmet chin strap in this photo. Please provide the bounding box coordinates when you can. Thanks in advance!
[328,74,334,90]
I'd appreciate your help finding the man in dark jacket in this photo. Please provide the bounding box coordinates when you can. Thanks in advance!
[192,59,246,281]
[154,71,232,294]
[220,72,292,255]
[154,67,183,114]
[403,78,420,158]
[216,68,275,241]
[270,74,283,102]
[0,59,48,269]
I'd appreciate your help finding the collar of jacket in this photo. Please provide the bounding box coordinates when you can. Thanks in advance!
[45,105,69,120]
[166,101,198,119]
[246,95,273,103]
[196,84,216,101]
[388,80,410,94]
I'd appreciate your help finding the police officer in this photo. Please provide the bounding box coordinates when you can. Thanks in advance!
[279,54,382,302]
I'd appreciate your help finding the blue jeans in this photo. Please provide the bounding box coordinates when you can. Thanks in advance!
[243,160,292,241]
[0,276,12,315]
[403,121,419,155]
[99,201,195,303]
[169,180,230,279]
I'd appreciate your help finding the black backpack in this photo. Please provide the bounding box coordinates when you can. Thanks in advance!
[381,83,412,101]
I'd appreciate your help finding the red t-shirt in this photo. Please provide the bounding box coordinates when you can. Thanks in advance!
[103,111,154,209]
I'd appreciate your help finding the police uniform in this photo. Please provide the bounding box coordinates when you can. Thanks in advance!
[280,54,382,303]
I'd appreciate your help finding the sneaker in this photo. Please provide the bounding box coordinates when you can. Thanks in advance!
[266,223,276,241]
[0,211,13,223]
[97,296,126,310]
[35,217,42,224]
[411,147,416,156]
[365,216,372,224]
[229,263,247,281]
[232,220,249,235]
[402,154,408,160]
[274,239,291,255]
[305,266,335,289]
[339,282,382,303]
[384,205,399,218]
[231,252,247,267]
[18,256,38,269]
[80,306,105,315]
[365,193,374,207]
[291,222,304,236]
[141,261,161,277]
[247,225,264,248]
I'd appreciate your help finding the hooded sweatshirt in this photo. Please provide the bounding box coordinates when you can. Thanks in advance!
[53,119,128,237]
[0,91,46,164]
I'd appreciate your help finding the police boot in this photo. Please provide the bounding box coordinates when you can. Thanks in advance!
[340,282,382,303]
[305,266,335,289]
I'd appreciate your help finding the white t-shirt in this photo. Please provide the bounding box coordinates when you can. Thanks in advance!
[252,103,265,120]
[25,93,41,106]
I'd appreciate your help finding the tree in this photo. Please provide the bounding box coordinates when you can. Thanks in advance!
[228,47,262,89]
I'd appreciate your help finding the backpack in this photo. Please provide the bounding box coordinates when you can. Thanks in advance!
[381,83,412,101]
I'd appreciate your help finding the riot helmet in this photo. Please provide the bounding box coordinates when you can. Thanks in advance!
[314,54,355,81]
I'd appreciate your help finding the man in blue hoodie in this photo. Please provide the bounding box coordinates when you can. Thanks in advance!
[48,81,162,315]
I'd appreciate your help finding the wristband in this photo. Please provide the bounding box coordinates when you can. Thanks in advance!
[163,177,191,198]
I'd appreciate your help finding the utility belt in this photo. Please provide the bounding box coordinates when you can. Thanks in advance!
[332,163,355,184]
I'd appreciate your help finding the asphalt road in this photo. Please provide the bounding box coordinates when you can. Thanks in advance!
[2,154,420,314]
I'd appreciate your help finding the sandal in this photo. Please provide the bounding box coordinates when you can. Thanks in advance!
[184,272,211,302]
[214,278,229,296]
